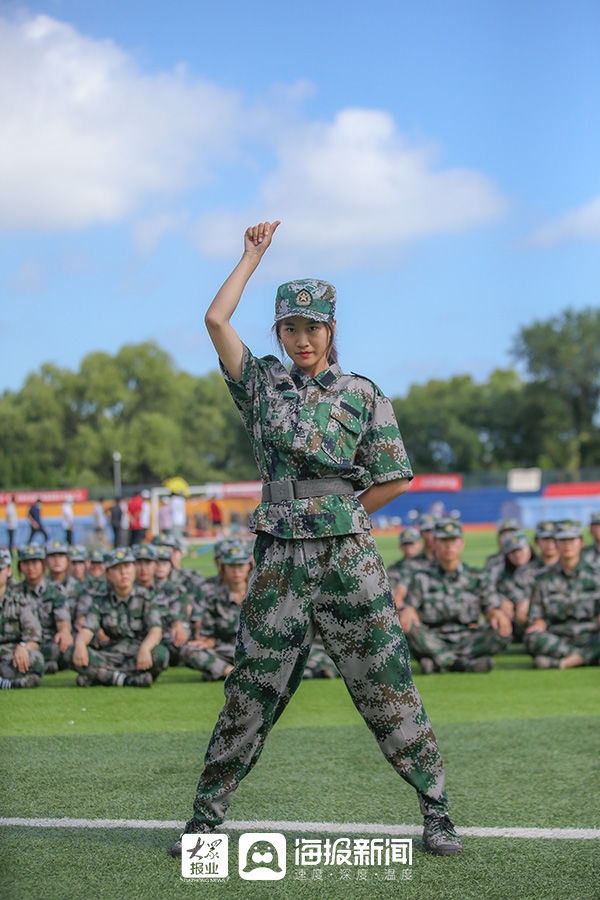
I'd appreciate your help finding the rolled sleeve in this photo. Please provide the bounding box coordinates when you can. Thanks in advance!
[219,344,258,433]
[355,393,413,484]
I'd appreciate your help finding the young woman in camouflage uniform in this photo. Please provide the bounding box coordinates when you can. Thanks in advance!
[172,221,462,857]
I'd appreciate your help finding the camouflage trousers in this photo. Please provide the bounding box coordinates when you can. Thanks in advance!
[181,634,338,681]
[66,640,169,684]
[191,532,450,827]
[405,623,511,670]
[0,645,45,679]
[524,628,600,664]
[41,639,71,672]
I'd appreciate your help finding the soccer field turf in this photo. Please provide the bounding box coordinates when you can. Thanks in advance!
[2,534,599,899]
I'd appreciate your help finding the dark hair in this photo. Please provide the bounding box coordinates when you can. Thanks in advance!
[272,321,338,366]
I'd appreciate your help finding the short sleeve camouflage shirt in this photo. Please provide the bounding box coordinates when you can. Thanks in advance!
[198,581,242,644]
[0,583,42,645]
[405,561,497,629]
[528,559,600,636]
[82,586,162,642]
[221,345,413,539]
[14,577,70,640]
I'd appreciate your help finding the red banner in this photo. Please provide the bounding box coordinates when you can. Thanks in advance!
[0,489,89,504]
[543,482,600,497]
[409,474,462,492]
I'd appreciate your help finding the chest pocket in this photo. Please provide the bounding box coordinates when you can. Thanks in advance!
[320,402,363,464]
[261,389,300,444]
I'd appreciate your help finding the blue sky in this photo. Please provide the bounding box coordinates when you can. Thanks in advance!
[1,0,599,398]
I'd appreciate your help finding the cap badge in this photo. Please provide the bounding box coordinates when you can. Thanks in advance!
[296,289,312,307]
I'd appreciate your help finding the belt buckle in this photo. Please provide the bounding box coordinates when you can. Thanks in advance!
[269,481,295,503]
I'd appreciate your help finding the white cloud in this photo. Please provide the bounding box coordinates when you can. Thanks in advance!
[195,108,507,270]
[529,194,600,245]
[0,13,240,230]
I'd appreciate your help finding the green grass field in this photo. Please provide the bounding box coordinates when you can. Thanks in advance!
[2,532,599,900]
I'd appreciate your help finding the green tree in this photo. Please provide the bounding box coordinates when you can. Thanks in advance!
[512,307,600,469]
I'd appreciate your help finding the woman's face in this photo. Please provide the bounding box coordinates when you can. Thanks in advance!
[279,316,334,377]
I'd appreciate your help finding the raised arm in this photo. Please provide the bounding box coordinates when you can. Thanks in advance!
[205,220,280,381]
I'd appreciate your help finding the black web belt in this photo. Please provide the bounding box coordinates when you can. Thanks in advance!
[261,478,355,503]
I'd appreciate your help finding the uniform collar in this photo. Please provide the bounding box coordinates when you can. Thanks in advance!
[289,362,342,391]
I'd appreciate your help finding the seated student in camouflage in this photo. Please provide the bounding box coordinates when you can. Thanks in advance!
[386,526,427,613]
[86,548,108,591]
[140,545,190,665]
[524,519,600,669]
[493,531,541,642]
[171,221,462,858]
[484,518,521,584]
[582,512,600,571]
[153,532,206,602]
[533,520,559,570]
[417,514,437,564]
[46,540,87,628]
[182,540,338,680]
[0,548,45,689]
[15,544,73,674]
[401,519,512,673]
[68,545,88,583]
[69,547,168,687]
[181,539,255,680]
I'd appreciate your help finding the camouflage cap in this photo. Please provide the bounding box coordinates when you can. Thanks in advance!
[418,514,437,532]
[503,531,529,554]
[151,531,177,548]
[87,548,106,564]
[590,511,600,526]
[133,544,157,561]
[19,544,46,561]
[434,519,464,539]
[535,520,556,539]
[155,546,173,562]
[554,519,583,540]
[69,544,87,562]
[497,518,520,534]
[399,526,421,545]
[221,539,253,565]
[214,538,235,562]
[46,540,69,556]
[105,547,135,568]
[274,279,336,324]
[0,548,12,569]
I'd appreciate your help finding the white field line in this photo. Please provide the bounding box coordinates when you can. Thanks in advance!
[1,817,598,840]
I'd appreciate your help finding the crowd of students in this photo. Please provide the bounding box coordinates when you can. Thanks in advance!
[1,511,599,689]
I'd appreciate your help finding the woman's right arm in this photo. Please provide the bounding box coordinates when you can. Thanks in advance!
[205,220,280,381]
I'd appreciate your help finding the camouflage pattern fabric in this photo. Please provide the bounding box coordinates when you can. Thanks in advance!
[180,579,337,680]
[151,578,189,662]
[274,279,336,324]
[65,641,169,683]
[221,345,413,539]
[493,558,545,641]
[0,583,45,678]
[387,555,432,593]
[404,562,509,668]
[49,573,85,624]
[13,577,70,642]
[68,585,168,683]
[524,559,600,663]
[581,543,600,571]
[191,532,450,827]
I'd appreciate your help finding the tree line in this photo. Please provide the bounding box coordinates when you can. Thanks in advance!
[1,307,598,489]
